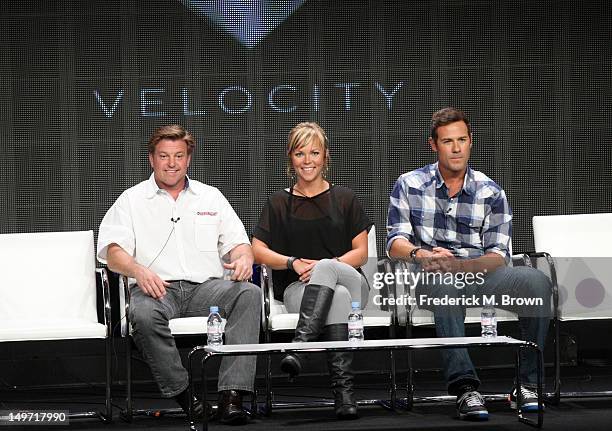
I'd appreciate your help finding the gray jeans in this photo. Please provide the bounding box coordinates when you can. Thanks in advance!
[284,259,368,325]
[129,279,261,397]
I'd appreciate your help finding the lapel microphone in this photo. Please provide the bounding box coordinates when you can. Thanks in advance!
[170,217,181,223]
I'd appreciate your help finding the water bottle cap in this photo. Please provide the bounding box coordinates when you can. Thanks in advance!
[210,306,219,313]
[351,301,360,309]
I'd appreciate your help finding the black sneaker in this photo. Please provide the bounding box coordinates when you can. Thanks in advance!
[509,386,542,412]
[456,390,489,421]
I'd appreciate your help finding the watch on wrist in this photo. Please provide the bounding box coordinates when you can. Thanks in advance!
[287,256,297,271]
[409,247,422,262]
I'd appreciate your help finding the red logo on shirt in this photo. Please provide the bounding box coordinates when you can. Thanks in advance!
[197,211,218,216]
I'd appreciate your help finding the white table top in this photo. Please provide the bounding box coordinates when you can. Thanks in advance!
[198,336,532,355]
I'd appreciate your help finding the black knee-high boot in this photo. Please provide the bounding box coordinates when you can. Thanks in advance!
[324,323,358,420]
[280,284,334,377]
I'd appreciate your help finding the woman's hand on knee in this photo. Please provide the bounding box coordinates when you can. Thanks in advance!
[295,258,317,283]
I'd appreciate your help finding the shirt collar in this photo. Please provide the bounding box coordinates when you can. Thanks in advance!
[145,173,198,198]
[433,162,445,189]
[463,167,476,196]
[432,162,475,196]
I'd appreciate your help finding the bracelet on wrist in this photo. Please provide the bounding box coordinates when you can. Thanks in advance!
[287,256,298,271]
[409,247,422,263]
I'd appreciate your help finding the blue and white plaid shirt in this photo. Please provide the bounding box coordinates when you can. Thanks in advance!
[386,162,512,263]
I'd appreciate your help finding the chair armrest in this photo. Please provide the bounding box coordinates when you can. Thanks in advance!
[511,253,532,267]
[259,264,272,334]
[528,252,559,319]
[376,257,408,327]
[119,274,131,337]
[96,268,112,338]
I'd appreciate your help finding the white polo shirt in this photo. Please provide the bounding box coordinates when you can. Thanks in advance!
[97,174,250,283]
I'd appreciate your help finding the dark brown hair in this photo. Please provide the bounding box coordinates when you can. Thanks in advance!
[430,107,471,141]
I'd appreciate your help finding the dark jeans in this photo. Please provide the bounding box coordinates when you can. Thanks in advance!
[415,265,552,395]
[129,279,261,397]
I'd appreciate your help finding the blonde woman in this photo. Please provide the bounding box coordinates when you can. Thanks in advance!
[252,122,372,420]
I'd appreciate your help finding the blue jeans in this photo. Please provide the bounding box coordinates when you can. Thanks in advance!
[415,266,552,395]
[129,279,261,397]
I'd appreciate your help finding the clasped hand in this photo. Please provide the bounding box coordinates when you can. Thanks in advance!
[417,247,462,273]
[292,258,318,282]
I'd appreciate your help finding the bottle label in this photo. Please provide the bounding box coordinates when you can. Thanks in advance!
[348,321,364,331]
[481,317,496,326]
[208,322,222,335]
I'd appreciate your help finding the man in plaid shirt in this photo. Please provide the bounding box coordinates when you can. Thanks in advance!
[387,107,551,421]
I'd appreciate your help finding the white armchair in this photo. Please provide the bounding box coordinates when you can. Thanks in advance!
[118,276,213,421]
[0,230,112,422]
[532,213,612,403]
[395,251,558,408]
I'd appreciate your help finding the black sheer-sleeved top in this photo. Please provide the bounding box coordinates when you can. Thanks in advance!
[253,185,372,301]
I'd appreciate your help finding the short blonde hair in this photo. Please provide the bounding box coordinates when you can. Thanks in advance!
[286,122,330,177]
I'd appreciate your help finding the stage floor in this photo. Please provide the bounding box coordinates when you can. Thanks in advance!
[2,365,612,430]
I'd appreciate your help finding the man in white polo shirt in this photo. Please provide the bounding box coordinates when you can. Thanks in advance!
[97,125,260,425]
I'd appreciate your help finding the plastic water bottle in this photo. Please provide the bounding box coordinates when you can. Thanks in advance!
[207,306,224,347]
[481,305,497,337]
[348,301,364,342]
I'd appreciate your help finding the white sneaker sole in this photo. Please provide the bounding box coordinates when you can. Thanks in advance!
[458,410,489,421]
[510,399,542,411]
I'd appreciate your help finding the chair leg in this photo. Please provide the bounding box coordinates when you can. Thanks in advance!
[102,334,113,423]
[121,337,133,422]
[533,251,561,405]
[551,315,561,405]
[390,351,397,410]
[404,308,415,411]
[388,317,397,410]
[265,353,272,416]
[250,390,258,418]
[263,321,273,416]
[406,352,414,411]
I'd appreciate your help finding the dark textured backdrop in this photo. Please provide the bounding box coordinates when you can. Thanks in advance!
[1,0,611,255]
